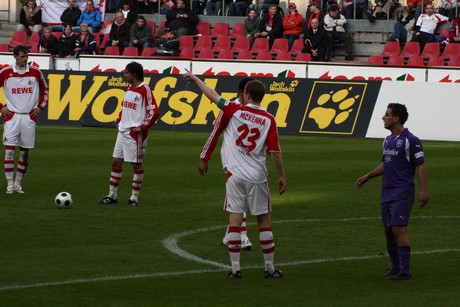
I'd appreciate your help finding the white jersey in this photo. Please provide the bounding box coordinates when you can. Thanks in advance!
[219,98,281,183]
[416,13,448,34]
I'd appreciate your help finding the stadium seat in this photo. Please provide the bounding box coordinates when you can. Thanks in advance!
[28,31,40,49]
[439,28,450,39]
[295,53,311,62]
[250,38,270,53]
[100,19,114,35]
[179,48,195,58]
[420,42,440,58]
[230,36,250,52]
[386,55,405,66]
[217,50,234,59]
[0,43,9,52]
[104,46,120,55]
[400,41,420,58]
[141,47,157,56]
[229,23,244,38]
[52,32,63,40]
[406,55,425,66]
[427,56,444,66]
[198,49,215,59]
[212,36,231,52]
[367,55,384,65]
[379,41,400,57]
[157,20,167,32]
[99,33,110,51]
[442,43,460,58]
[211,22,229,37]
[255,51,272,60]
[179,35,195,50]
[122,46,139,56]
[147,21,156,36]
[9,31,27,48]
[29,45,39,53]
[236,50,253,60]
[193,35,213,51]
[270,38,289,54]
[289,38,304,54]
[196,22,211,36]
[447,56,460,66]
[276,52,292,61]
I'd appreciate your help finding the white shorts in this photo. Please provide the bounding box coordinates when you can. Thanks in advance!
[3,113,36,148]
[112,129,148,163]
[224,174,271,216]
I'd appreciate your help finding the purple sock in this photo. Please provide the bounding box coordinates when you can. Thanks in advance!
[387,244,399,269]
[398,246,411,275]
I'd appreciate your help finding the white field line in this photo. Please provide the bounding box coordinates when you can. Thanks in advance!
[0,216,459,291]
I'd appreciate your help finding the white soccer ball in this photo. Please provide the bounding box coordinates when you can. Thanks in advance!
[55,192,73,209]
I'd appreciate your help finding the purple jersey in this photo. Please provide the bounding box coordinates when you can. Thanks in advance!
[382,128,424,190]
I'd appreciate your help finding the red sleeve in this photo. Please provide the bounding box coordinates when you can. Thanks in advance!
[266,116,281,153]
[140,85,159,130]
[200,110,230,161]
[36,68,48,110]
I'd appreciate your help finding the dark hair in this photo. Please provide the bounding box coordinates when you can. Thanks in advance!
[13,45,30,56]
[238,77,255,92]
[244,80,265,103]
[125,62,144,81]
[136,15,146,22]
[387,103,408,124]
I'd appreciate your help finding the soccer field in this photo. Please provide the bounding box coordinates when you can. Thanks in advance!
[0,126,459,306]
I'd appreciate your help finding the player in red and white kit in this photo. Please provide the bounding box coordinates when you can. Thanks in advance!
[0,45,48,194]
[99,62,159,206]
[183,70,287,279]
[199,77,254,250]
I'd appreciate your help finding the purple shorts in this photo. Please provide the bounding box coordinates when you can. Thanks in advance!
[380,187,415,227]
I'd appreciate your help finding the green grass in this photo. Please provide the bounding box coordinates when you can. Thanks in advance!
[0,126,459,306]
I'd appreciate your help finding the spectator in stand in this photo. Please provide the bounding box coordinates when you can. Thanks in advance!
[255,3,284,48]
[340,0,369,19]
[58,24,79,58]
[323,4,354,60]
[50,0,81,32]
[75,25,97,56]
[121,0,138,25]
[38,27,58,55]
[136,0,155,14]
[244,8,261,46]
[159,0,199,37]
[408,0,433,22]
[388,6,415,43]
[228,0,252,16]
[305,2,325,29]
[17,0,43,34]
[106,11,131,48]
[283,3,304,50]
[366,0,392,22]
[250,0,280,16]
[438,0,458,21]
[77,0,102,33]
[412,3,448,47]
[129,15,154,52]
[302,18,328,61]
[205,0,231,16]
[448,9,460,42]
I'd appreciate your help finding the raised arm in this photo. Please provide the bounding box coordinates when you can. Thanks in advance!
[181,69,221,104]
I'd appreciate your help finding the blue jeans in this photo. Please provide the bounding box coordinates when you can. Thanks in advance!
[390,22,407,42]
[206,1,223,15]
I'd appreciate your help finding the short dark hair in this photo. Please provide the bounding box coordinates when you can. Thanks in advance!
[238,77,254,92]
[125,62,144,81]
[244,80,265,103]
[388,103,408,124]
[136,15,146,22]
[13,45,30,56]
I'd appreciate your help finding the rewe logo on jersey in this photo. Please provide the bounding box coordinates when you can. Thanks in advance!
[300,81,367,135]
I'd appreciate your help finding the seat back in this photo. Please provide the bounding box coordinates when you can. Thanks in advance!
[387,55,405,66]
[193,35,213,50]
[295,53,311,61]
[9,31,27,48]
[179,35,195,50]
[104,46,120,55]
[0,43,9,52]
[427,56,444,66]
[231,36,250,52]
[255,51,272,60]
[276,53,292,61]
[198,49,215,59]
[229,23,244,37]
[421,42,440,58]
[179,48,195,58]
[251,38,269,52]
[211,22,229,37]
[141,47,158,56]
[380,41,400,57]
[236,51,253,60]
[290,38,304,54]
[406,55,425,66]
[447,56,460,66]
[218,50,234,59]
[442,43,460,58]
[400,41,420,58]
[367,55,384,65]
[122,46,139,56]
[270,38,289,53]
[212,36,231,51]
[196,22,211,36]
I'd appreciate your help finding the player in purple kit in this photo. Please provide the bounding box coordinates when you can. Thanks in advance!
[182,70,286,279]
[356,103,428,280]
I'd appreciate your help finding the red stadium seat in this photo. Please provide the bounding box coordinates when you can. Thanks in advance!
[406,55,425,66]
[295,53,311,61]
[427,56,444,66]
[439,28,450,39]
[379,41,400,57]
[28,31,40,49]
[400,41,420,58]
[290,38,304,54]
[367,55,384,65]
[442,43,460,58]
[387,55,405,66]
[421,42,440,58]
[179,35,195,50]
[179,48,195,58]
[251,38,270,53]
[157,20,167,32]
[99,33,110,51]
[447,56,460,66]
[100,19,114,35]
[230,36,250,52]
[9,31,27,48]
[196,22,211,36]
[276,52,292,61]
[236,50,253,60]
[255,51,272,60]
[146,21,156,36]
[212,36,231,52]
[211,22,229,37]
[229,23,244,38]
[198,49,215,59]
[217,50,234,59]
[104,46,120,55]
[141,47,157,56]
[122,46,139,56]
[193,35,213,51]
[0,43,9,52]
[270,38,289,54]
[29,45,39,53]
